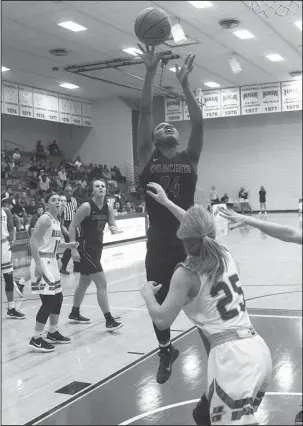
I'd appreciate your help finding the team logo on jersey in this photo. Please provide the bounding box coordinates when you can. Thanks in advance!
[51,230,61,237]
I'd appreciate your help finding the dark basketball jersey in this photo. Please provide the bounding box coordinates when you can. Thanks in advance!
[79,200,109,249]
[140,149,197,238]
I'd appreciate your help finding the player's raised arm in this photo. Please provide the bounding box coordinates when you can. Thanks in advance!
[175,53,204,168]
[137,45,165,172]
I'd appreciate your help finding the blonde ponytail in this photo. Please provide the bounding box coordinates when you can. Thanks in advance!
[177,206,229,282]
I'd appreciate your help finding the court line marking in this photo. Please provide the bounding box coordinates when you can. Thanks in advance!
[28,326,197,425]
[119,392,303,425]
[250,314,302,319]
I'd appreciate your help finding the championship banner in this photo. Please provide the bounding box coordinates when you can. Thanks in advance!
[260,83,281,114]
[202,90,221,119]
[45,91,59,122]
[33,89,48,120]
[59,95,71,124]
[281,81,302,112]
[241,85,261,115]
[220,87,241,117]
[164,97,183,122]
[3,82,19,116]
[19,85,33,119]
[82,101,93,126]
[70,97,82,126]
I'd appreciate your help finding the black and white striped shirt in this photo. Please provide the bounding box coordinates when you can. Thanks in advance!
[63,197,78,222]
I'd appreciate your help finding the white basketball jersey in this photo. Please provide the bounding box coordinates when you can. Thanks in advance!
[1,208,9,239]
[38,213,61,254]
[183,254,251,337]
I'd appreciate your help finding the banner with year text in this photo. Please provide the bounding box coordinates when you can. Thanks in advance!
[241,85,261,115]
[3,82,19,116]
[19,85,33,119]
[164,98,184,122]
[220,87,241,117]
[281,81,302,112]
[259,83,281,114]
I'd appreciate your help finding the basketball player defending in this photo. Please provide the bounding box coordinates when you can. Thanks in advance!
[142,182,272,425]
[68,180,123,331]
[137,44,204,384]
[2,195,26,319]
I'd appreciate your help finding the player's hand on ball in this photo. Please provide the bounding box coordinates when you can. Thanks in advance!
[71,249,80,263]
[35,264,44,278]
[137,44,165,72]
[175,53,196,87]
[142,281,162,298]
[109,226,123,234]
[218,207,247,230]
[146,182,168,205]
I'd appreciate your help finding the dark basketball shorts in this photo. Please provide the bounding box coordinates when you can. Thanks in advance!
[74,243,103,276]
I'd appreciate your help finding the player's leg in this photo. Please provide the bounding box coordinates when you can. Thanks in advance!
[68,274,92,323]
[29,294,56,352]
[46,291,71,344]
[91,271,123,331]
[2,240,25,318]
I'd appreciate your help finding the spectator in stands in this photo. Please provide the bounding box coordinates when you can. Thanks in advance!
[60,185,78,275]
[125,201,135,214]
[2,152,9,179]
[73,182,86,205]
[259,186,267,215]
[11,198,26,231]
[79,176,87,190]
[58,165,67,188]
[239,187,252,214]
[39,196,46,209]
[114,166,126,183]
[36,140,47,161]
[8,193,16,206]
[220,193,233,209]
[25,199,37,220]
[49,140,59,156]
[74,156,82,168]
[113,201,123,216]
[38,174,51,195]
[107,180,122,207]
[5,187,13,199]
[102,165,112,180]
[210,186,220,205]
[12,148,22,168]
[110,167,117,180]
[29,204,44,236]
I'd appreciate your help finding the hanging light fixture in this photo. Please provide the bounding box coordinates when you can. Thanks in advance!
[171,18,187,43]
[229,53,242,74]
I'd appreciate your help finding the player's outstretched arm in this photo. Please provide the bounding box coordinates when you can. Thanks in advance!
[146,182,186,222]
[175,53,203,168]
[137,45,165,172]
[219,208,302,245]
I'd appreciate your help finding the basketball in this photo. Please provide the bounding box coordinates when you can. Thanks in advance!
[134,8,171,46]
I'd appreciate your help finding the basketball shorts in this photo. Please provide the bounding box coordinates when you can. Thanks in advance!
[1,239,13,274]
[207,334,272,425]
[74,242,103,276]
[30,256,62,295]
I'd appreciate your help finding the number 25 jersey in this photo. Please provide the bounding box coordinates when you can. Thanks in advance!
[182,254,251,337]
[140,150,197,234]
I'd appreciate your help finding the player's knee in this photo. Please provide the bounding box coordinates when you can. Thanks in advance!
[51,292,63,315]
[3,273,14,292]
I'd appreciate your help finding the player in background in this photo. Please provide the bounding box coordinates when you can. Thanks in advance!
[1,195,26,318]
[137,44,204,384]
[142,182,272,425]
[68,180,123,331]
[28,193,78,352]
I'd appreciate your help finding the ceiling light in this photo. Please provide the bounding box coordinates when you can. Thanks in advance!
[204,82,220,88]
[266,53,284,62]
[2,66,10,72]
[233,29,255,39]
[123,47,141,56]
[169,67,176,72]
[57,21,87,32]
[171,23,187,43]
[188,1,213,8]
[59,83,79,89]
[229,54,242,74]
[295,20,302,31]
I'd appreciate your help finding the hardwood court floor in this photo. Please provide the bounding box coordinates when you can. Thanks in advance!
[2,213,302,425]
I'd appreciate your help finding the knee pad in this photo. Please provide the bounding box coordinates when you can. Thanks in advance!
[51,292,63,315]
[4,273,14,292]
[36,304,50,324]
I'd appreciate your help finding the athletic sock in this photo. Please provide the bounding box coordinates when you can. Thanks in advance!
[104,312,113,322]
[159,342,172,355]
[8,302,15,310]
[48,325,58,334]
[34,331,43,339]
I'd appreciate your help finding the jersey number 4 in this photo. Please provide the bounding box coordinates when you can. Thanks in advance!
[160,176,180,198]
[211,274,246,321]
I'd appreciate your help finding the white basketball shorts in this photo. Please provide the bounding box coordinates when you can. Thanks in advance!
[207,334,272,425]
[30,257,62,295]
[2,239,13,274]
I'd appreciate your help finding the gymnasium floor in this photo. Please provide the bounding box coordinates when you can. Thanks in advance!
[2,213,302,425]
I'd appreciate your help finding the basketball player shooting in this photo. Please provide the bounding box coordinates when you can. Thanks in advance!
[137,44,204,384]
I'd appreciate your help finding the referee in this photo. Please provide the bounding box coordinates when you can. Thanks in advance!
[60,186,78,275]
